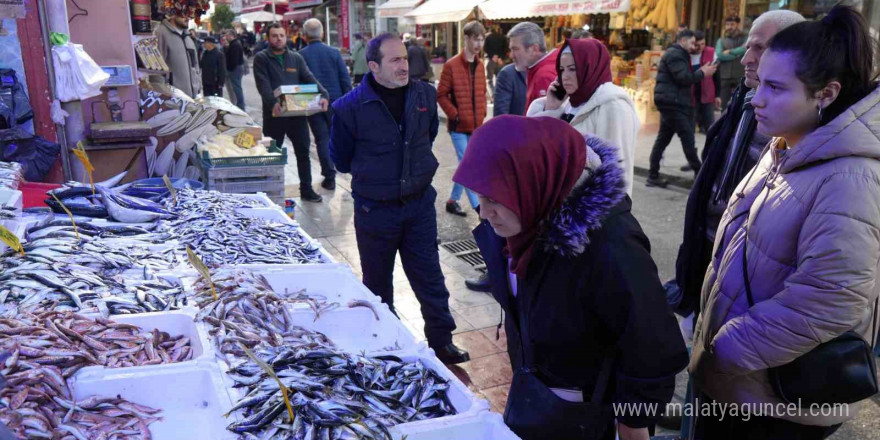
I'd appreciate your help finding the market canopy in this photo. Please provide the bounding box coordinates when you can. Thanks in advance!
[479,0,630,19]
[405,0,484,25]
[238,10,281,23]
[378,0,425,18]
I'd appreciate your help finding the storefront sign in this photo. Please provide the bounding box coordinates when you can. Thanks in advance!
[339,0,350,49]
[289,0,323,7]
[569,0,630,14]
[0,0,25,19]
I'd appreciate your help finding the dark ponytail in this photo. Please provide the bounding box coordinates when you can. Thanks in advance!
[767,4,878,125]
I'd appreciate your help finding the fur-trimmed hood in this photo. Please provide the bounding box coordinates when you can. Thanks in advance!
[538,135,627,256]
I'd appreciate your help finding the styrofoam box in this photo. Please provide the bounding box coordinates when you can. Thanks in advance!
[0,219,24,254]
[0,188,22,216]
[234,207,336,263]
[251,264,381,305]
[74,309,212,376]
[234,191,276,207]
[68,362,238,440]
[287,303,421,355]
[392,410,520,439]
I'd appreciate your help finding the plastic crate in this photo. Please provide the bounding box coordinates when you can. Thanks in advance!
[208,178,284,194]
[203,163,285,181]
[199,142,287,168]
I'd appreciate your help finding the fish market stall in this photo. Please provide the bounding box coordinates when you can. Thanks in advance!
[0,181,519,439]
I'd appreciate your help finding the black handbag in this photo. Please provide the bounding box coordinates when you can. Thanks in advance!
[741,235,879,405]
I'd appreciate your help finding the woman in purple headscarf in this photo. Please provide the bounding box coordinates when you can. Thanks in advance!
[454,115,687,440]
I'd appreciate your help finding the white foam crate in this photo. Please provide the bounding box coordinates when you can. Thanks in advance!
[235,191,276,207]
[250,263,381,305]
[68,362,237,440]
[0,219,25,254]
[287,302,422,355]
[0,188,22,216]
[392,410,520,439]
[74,309,212,376]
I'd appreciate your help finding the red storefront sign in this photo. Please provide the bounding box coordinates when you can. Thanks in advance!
[339,0,350,49]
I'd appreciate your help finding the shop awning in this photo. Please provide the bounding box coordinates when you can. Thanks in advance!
[479,0,630,19]
[405,0,484,24]
[282,8,312,21]
[377,0,424,18]
[238,10,281,23]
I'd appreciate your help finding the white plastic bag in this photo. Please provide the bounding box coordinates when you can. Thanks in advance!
[52,43,109,102]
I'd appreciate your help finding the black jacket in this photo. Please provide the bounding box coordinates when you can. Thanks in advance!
[493,64,526,116]
[654,44,705,112]
[253,48,328,116]
[330,72,440,202]
[200,48,226,87]
[407,44,432,80]
[474,138,688,429]
[225,38,245,71]
[484,32,508,60]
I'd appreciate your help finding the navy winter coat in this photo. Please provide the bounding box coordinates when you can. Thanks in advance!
[298,41,352,102]
[493,63,526,116]
[330,72,440,202]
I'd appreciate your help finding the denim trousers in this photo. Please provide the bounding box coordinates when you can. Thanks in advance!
[449,131,480,209]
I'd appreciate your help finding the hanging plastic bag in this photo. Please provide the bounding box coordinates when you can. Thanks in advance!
[52,42,109,102]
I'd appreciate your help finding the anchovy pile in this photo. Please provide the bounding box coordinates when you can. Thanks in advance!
[0,365,161,440]
[192,270,336,361]
[164,189,325,266]
[0,236,187,315]
[0,161,23,189]
[226,348,457,439]
[0,310,194,376]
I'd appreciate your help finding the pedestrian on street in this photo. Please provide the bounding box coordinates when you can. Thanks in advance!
[493,63,526,117]
[156,11,201,98]
[287,24,308,52]
[199,37,226,97]
[715,16,747,108]
[483,25,508,98]
[437,20,487,217]
[455,115,688,440]
[329,33,470,365]
[690,31,720,135]
[298,18,350,192]
[507,22,558,109]
[406,36,433,83]
[671,10,803,326]
[253,23,329,203]
[647,30,717,188]
[224,30,247,111]
[691,6,880,439]
[351,33,369,85]
[527,38,639,196]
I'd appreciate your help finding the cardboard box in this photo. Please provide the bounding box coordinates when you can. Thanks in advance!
[274,84,323,117]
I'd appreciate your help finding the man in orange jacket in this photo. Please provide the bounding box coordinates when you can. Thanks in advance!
[437,21,487,217]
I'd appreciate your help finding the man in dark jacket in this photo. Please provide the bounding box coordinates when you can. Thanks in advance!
[406,37,432,83]
[329,33,469,365]
[483,25,507,96]
[224,30,246,110]
[298,18,351,191]
[254,23,329,203]
[199,37,226,97]
[493,63,526,117]
[647,30,717,187]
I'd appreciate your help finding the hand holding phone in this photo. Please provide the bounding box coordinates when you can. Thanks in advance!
[545,80,566,111]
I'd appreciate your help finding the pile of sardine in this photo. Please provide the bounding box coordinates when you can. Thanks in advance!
[0,364,161,439]
[0,310,193,375]
[0,236,187,315]
[226,348,457,439]
[163,189,325,266]
[0,161,22,189]
[191,270,337,362]
[27,215,174,245]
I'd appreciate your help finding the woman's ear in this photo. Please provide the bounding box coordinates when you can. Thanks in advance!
[816,80,842,110]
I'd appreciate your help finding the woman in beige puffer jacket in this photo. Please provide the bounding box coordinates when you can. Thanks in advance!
[689,6,880,439]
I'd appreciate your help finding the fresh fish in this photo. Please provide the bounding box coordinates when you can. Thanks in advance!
[100,187,176,223]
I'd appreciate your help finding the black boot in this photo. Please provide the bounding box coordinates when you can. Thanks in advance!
[433,343,470,365]
[445,201,467,217]
[464,273,492,292]
[301,187,323,202]
[646,175,669,188]
[321,178,336,190]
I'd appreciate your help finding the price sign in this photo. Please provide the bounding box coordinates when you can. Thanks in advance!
[163,175,178,204]
[186,245,216,301]
[234,131,256,149]
[50,193,80,240]
[72,142,96,195]
[0,224,23,256]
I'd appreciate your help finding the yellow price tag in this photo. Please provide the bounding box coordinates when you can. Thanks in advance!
[0,224,24,257]
[186,245,216,301]
[50,193,79,240]
[234,131,256,149]
[72,142,96,195]
[238,344,295,423]
[163,175,178,204]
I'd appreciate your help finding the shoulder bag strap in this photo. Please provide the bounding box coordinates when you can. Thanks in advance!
[587,352,616,404]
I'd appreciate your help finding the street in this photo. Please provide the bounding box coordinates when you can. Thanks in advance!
[238,62,879,440]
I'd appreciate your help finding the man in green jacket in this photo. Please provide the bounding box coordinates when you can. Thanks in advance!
[715,16,746,108]
[351,33,369,85]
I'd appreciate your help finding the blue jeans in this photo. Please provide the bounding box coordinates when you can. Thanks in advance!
[449,131,479,209]
[228,65,245,110]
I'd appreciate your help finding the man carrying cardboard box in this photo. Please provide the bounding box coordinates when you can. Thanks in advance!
[254,23,329,203]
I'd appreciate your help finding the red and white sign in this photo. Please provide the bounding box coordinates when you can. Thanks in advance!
[339,0,350,49]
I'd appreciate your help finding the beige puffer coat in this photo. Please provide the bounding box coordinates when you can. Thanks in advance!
[689,85,880,426]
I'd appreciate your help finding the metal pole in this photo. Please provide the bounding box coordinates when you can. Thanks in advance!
[326,6,330,44]
[38,0,74,181]
[272,0,277,23]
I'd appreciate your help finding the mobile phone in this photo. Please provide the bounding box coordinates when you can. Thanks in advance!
[551,76,567,100]
[712,59,721,66]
